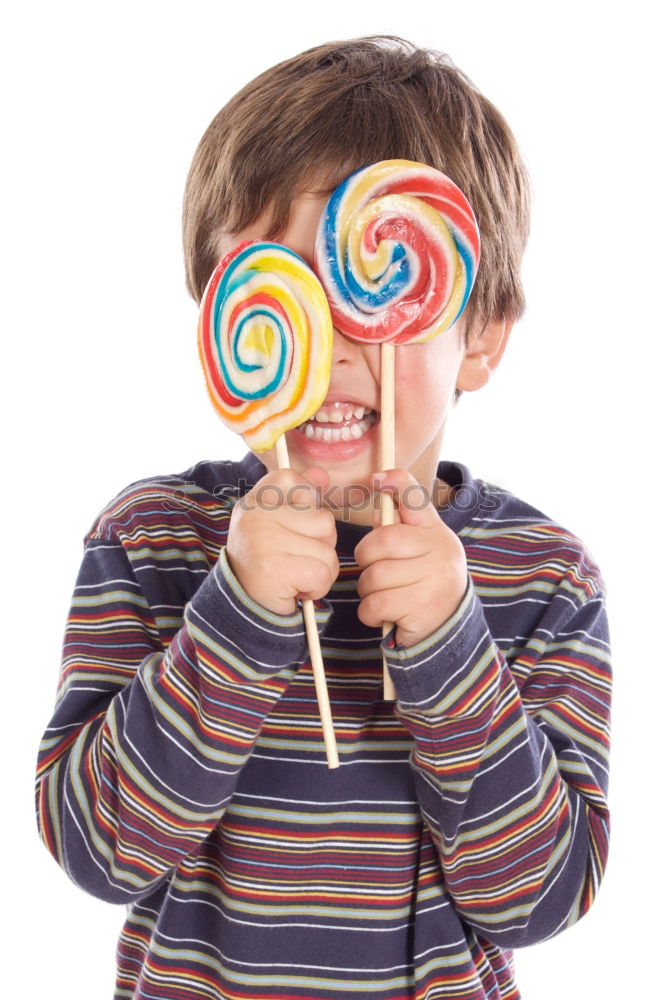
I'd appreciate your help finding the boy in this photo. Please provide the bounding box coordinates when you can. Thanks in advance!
[36,36,610,1000]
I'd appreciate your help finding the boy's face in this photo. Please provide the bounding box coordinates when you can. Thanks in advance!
[217,193,472,522]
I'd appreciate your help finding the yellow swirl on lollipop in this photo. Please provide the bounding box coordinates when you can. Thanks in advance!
[198,242,333,452]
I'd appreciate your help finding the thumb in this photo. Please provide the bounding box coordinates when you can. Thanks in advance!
[301,466,330,508]
[371,471,438,529]
[301,466,330,490]
[397,483,438,528]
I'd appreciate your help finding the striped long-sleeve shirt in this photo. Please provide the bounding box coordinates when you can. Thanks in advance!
[36,452,611,1000]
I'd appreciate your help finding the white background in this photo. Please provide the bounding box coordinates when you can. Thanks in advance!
[2,1,661,996]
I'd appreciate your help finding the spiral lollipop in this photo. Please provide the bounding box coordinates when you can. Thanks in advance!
[315,158,480,344]
[199,241,333,453]
[314,160,481,698]
[198,241,338,767]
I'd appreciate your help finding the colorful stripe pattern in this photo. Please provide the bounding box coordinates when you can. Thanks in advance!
[198,242,333,452]
[314,159,481,344]
[35,454,610,999]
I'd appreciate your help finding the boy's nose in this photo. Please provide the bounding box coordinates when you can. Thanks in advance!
[331,326,362,365]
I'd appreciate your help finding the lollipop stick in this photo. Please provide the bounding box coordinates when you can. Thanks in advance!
[380,344,398,701]
[275,435,339,768]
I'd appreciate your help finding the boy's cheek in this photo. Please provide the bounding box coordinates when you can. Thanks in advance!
[394,338,463,409]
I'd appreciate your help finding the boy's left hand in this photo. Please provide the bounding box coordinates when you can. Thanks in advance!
[354,469,468,648]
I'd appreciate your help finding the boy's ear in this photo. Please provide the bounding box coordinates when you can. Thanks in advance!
[456,317,514,392]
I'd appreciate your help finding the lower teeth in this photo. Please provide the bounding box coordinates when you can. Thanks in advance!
[299,412,377,442]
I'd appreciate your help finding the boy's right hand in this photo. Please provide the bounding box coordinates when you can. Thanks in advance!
[225,467,339,616]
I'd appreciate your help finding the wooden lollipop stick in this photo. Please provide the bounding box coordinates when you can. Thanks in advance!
[275,435,339,769]
[380,344,398,701]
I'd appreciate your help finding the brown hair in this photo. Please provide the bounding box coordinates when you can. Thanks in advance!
[183,36,530,334]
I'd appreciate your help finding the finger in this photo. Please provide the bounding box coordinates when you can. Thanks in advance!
[354,521,428,568]
[246,468,315,510]
[301,466,330,494]
[283,530,339,571]
[356,557,423,599]
[370,469,440,529]
[286,482,327,512]
[281,551,339,602]
[357,581,426,630]
[278,504,338,545]
[287,467,330,512]
[250,477,325,517]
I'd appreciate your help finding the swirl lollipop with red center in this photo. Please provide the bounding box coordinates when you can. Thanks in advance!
[314,159,481,697]
[315,158,480,344]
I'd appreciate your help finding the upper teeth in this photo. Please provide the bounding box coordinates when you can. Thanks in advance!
[311,403,370,424]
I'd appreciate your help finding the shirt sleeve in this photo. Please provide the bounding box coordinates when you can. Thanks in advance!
[35,538,331,904]
[384,567,611,948]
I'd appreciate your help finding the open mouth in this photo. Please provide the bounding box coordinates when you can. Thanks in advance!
[295,402,378,443]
